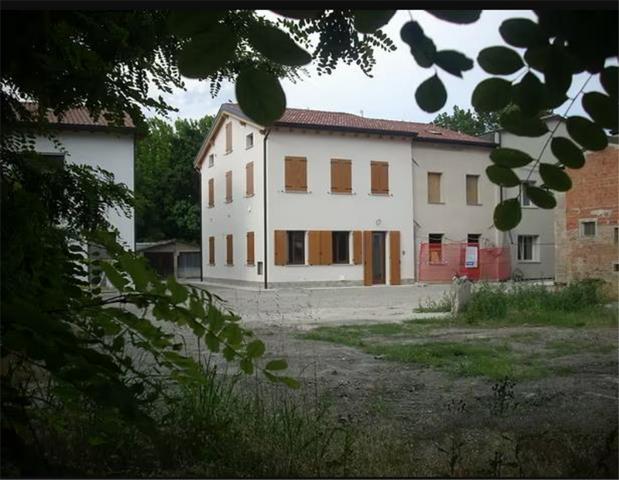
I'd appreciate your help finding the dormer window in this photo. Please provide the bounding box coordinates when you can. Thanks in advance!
[246,133,254,149]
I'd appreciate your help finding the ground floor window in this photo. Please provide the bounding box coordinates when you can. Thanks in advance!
[517,235,539,262]
[332,231,350,264]
[467,233,481,244]
[429,233,443,264]
[581,220,596,237]
[287,231,305,265]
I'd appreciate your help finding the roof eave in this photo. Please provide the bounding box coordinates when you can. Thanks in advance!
[273,122,419,138]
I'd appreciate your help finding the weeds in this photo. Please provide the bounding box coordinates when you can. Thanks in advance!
[414,293,452,313]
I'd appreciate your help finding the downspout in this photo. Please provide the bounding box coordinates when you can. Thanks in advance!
[410,138,416,282]
[198,166,203,282]
[263,128,271,290]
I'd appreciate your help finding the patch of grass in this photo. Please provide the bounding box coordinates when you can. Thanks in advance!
[509,331,543,342]
[545,338,618,356]
[414,293,452,313]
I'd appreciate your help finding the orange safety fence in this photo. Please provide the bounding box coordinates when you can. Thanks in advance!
[418,242,512,283]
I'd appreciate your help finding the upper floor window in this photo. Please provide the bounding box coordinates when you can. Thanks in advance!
[245,162,254,196]
[331,159,352,193]
[521,181,535,207]
[225,171,232,203]
[208,153,214,168]
[246,133,254,149]
[580,220,596,237]
[517,235,539,262]
[466,174,479,205]
[225,123,232,153]
[428,172,442,203]
[284,156,307,192]
[208,178,214,208]
[370,161,389,194]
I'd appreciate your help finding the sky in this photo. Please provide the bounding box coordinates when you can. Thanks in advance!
[149,10,607,124]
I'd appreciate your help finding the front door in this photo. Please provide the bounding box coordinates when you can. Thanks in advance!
[372,232,386,285]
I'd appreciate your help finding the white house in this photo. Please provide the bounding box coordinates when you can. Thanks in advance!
[29,105,136,250]
[195,103,540,288]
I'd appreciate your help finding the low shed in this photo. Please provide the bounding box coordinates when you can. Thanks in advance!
[136,240,201,279]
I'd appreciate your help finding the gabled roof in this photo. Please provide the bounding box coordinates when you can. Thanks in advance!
[21,102,135,129]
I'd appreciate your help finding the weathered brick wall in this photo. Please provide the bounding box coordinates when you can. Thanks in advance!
[555,144,619,291]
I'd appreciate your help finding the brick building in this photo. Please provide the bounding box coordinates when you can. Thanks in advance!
[555,140,619,293]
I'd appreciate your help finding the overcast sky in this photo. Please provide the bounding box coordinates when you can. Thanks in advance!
[150,10,606,124]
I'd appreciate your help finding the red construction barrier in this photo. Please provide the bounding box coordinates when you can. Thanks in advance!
[418,242,511,283]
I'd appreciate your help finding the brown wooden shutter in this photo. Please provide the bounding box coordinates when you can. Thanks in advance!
[371,162,380,194]
[466,174,478,205]
[225,171,232,202]
[331,159,352,193]
[320,231,332,265]
[285,156,307,192]
[389,231,401,285]
[371,161,388,194]
[343,160,352,192]
[209,236,215,265]
[208,178,214,207]
[308,230,321,265]
[330,159,341,192]
[428,172,441,203]
[352,230,363,264]
[246,231,255,265]
[274,230,287,265]
[363,231,373,286]
[246,162,254,196]
[226,234,233,265]
[225,123,232,152]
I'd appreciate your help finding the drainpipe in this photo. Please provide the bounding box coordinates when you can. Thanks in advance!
[263,128,271,290]
[198,167,203,282]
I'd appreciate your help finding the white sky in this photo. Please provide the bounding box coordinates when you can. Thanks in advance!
[151,10,607,123]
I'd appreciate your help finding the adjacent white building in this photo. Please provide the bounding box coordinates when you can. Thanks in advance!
[197,103,553,288]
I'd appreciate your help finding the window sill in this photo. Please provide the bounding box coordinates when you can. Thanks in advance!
[224,200,233,204]
[244,193,255,198]
[208,205,215,209]
[246,146,254,150]
[429,262,447,266]
[428,201,445,205]
[521,205,537,209]
[284,263,309,267]
[518,260,541,264]
[369,192,392,197]
[282,189,311,194]
[246,263,255,266]
[208,263,215,266]
[329,191,355,195]
[224,150,232,155]
[225,264,234,267]
[466,203,483,207]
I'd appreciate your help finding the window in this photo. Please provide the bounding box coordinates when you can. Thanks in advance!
[429,233,443,264]
[246,162,254,196]
[246,133,254,149]
[331,159,352,193]
[287,231,305,265]
[208,178,214,207]
[521,181,535,207]
[428,172,442,203]
[225,123,232,153]
[467,233,481,244]
[614,263,619,272]
[581,221,596,237]
[225,171,232,202]
[517,235,539,262]
[466,175,479,205]
[284,156,307,192]
[208,154,214,168]
[208,236,215,265]
[332,231,350,264]
[614,227,618,244]
[226,234,233,265]
[370,161,389,194]
[246,232,255,265]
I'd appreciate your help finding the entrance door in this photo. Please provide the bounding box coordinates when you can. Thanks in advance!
[372,232,386,284]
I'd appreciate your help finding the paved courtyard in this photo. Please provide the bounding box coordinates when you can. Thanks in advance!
[187,282,451,328]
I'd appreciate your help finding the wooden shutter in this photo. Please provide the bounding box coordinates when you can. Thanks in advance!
[225,122,232,152]
[246,231,255,265]
[428,172,441,203]
[308,230,321,265]
[226,234,233,265]
[246,162,254,196]
[353,230,362,265]
[208,236,215,265]
[225,171,232,202]
[208,178,214,207]
[371,161,388,194]
[274,230,287,265]
[363,231,373,286]
[389,231,401,285]
[320,231,332,265]
[466,175,478,205]
[331,159,352,193]
[285,156,307,192]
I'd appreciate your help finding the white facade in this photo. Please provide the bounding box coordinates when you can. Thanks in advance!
[33,128,135,249]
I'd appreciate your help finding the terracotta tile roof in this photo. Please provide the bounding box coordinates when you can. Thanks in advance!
[22,102,135,129]
[221,103,493,146]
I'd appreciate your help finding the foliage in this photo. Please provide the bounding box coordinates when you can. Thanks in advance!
[135,115,213,243]
[414,293,452,313]
[433,106,501,136]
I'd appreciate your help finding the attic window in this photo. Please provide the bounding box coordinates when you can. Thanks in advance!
[428,130,443,135]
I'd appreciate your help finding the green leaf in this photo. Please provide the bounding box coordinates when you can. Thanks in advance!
[178,25,237,79]
[513,72,545,115]
[550,137,585,169]
[415,74,447,113]
[490,148,534,168]
[400,21,436,68]
[168,11,223,38]
[524,185,557,209]
[566,116,608,151]
[271,10,322,20]
[500,106,549,137]
[353,10,396,33]
[204,332,220,352]
[478,46,524,75]
[539,163,572,191]
[235,67,286,125]
[222,346,236,361]
[99,262,127,291]
[246,23,312,67]
[265,359,288,371]
[434,50,473,78]
[600,66,618,99]
[246,339,266,358]
[240,357,254,375]
[278,376,301,389]
[167,277,188,304]
[494,198,522,231]
[471,78,512,112]
[582,92,618,130]
[499,18,546,48]
[486,165,521,187]
[427,10,481,24]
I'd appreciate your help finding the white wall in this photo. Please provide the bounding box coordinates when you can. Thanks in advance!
[33,129,135,249]
[266,129,414,284]
[200,115,265,283]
